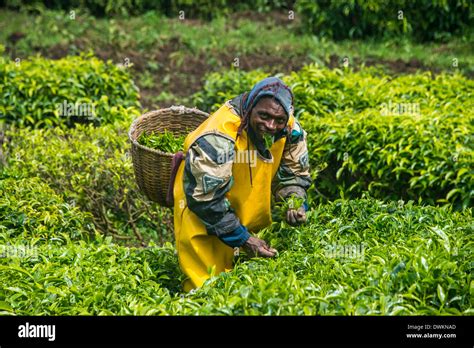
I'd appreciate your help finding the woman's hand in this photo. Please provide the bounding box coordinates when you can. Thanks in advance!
[286,206,307,226]
[242,236,277,258]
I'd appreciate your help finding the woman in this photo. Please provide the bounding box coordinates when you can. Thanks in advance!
[173,77,312,291]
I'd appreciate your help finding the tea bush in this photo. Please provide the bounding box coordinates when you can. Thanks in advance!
[191,65,474,209]
[0,53,140,127]
[2,0,292,17]
[295,0,473,42]
[0,237,184,315]
[192,68,270,113]
[1,197,471,315]
[303,108,473,210]
[197,197,472,315]
[2,120,173,245]
[0,176,94,242]
[289,65,473,117]
[193,65,473,118]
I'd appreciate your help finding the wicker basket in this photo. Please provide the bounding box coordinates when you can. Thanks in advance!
[128,106,209,207]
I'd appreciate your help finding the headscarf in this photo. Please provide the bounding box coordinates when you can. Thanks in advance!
[236,76,294,139]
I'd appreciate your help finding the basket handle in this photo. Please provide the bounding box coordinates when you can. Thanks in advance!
[166,151,184,207]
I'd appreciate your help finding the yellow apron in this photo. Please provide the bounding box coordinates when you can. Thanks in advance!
[173,104,295,291]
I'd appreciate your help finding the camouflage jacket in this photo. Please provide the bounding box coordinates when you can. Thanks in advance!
[183,99,312,247]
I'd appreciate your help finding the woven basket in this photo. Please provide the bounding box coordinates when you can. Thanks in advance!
[128,106,209,207]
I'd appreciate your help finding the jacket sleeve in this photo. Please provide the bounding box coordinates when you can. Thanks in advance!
[184,133,250,247]
[272,119,312,207]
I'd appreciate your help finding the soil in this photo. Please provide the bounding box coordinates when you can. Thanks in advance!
[231,9,301,27]
[43,35,312,109]
[327,54,440,75]
[33,40,448,109]
[364,56,437,75]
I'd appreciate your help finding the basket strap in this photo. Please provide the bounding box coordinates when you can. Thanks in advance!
[166,151,184,207]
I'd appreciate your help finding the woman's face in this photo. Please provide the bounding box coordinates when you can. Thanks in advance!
[249,97,287,139]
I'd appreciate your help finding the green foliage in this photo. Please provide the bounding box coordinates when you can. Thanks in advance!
[191,65,473,210]
[0,237,184,315]
[246,198,472,315]
[289,64,473,117]
[262,133,274,149]
[2,8,93,52]
[138,130,185,153]
[2,0,293,18]
[1,8,473,86]
[194,64,473,118]
[192,68,270,112]
[295,0,474,42]
[0,177,95,242]
[4,0,472,43]
[0,53,140,127]
[1,198,471,315]
[292,65,473,209]
[273,194,305,222]
[2,120,173,245]
[304,108,473,210]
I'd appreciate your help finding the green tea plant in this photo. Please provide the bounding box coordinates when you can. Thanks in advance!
[289,64,473,117]
[192,68,270,112]
[0,177,94,242]
[303,107,473,210]
[193,64,473,118]
[0,53,140,127]
[2,120,173,245]
[272,194,306,222]
[192,65,474,209]
[295,0,473,42]
[0,237,184,315]
[138,130,185,153]
[1,197,471,315]
[193,197,472,315]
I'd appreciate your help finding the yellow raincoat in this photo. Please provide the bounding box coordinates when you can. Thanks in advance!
[173,103,295,291]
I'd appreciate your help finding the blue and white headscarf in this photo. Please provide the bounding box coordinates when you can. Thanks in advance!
[237,77,294,138]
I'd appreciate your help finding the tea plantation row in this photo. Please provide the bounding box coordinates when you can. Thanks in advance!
[1,188,472,314]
